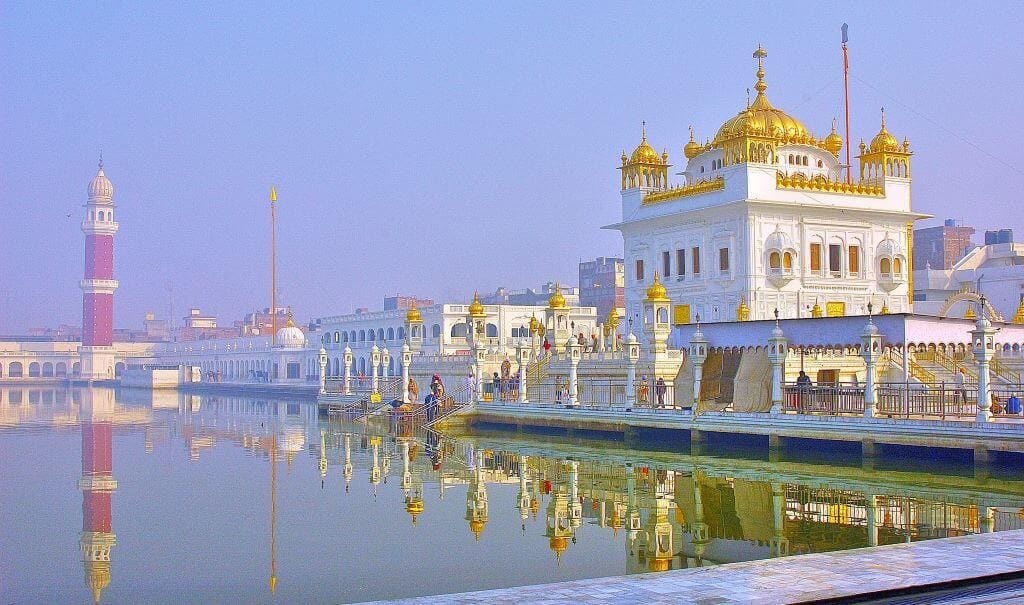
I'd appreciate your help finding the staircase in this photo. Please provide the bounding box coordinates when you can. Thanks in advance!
[525,355,554,403]
[887,348,936,384]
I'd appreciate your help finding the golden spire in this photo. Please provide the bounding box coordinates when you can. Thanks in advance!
[683,125,702,160]
[607,306,620,329]
[547,283,568,309]
[964,304,977,320]
[1014,298,1024,324]
[628,121,663,165]
[644,272,670,302]
[869,107,899,152]
[753,44,768,97]
[736,297,750,321]
[811,301,823,318]
[284,312,296,328]
[824,118,844,157]
[468,292,486,317]
[405,301,422,323]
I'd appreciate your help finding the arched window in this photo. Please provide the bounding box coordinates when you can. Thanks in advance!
[10,362,23,377]
[893,257,902,274]
[451,323,469,338]
[387,327,395,341]
[769,251,781,270]
[398,327,406,339]
[349,331,356,342]
[783,251,793,270]
[359,330,365,342]
[333,331,340,343]
[342,332,348,342]
[431,324,441,338]
[28,362,40,377]
[880,258,892,275]
[377,328,385,342]
[485,323,498,338]
[368,330,375,342]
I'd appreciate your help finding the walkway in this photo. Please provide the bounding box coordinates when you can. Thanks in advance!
[363,529,1024,604]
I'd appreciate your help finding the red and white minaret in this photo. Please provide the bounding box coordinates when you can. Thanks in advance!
[79,158,119,381]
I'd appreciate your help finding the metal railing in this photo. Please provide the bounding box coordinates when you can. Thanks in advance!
[876,382,977,419]
[324,376,402,398]
[783,384,865,415]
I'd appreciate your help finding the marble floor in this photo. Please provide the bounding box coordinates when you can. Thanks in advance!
[363,529,1024,605]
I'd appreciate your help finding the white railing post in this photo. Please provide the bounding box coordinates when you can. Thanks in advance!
[318,347,328,395]
[626,333,640,408]
[516,339,530,404]
[370,344,381,392]
[568,337,581,408]
[688,317,708,411]
[343,346,353,394]
[767,311,787,414]
[972,298,996,423]
[861,308,882,418]
[401,343,411,403]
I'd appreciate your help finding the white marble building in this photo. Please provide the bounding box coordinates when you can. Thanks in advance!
[608,46,926,336]
[914,242,1024,322]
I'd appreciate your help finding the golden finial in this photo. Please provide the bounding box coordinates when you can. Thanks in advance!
[753,44,767,95]
[548,283,568,309]
[644,272,670,302]
[684,125,702,160]
[811,301,823,318]
[736,297,750,321]
[880,106,886,129]
[468,292,486,317]
[1013,298,1024,324]
[964,304,977,320]
[269,186,277,203]
[406,301,422,323]
[641,120,647,142]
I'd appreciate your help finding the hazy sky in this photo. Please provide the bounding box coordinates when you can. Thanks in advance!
[2,2,1023,332]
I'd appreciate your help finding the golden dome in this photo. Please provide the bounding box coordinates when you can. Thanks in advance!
[549,536,569,563]
[811,302,823,318]
[629,122,664,165]
[468,292,486,318]
[824,119,843,157]
[645,272,670,302]
[869,109,900,152]
[607,306,620,328]
[1013,298,1024,324]
[964,304,977,320]
[714,46,811,145]
[405,302,422,323]
[736,297,750,321]
[406,497,424,524]
[469,518,486,541]
[85,560,111,605]
[683,125,702,160]
[548,283,568,309]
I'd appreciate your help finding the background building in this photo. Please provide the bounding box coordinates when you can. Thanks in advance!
[579,257,624,318]
[913,236,1024,321]
[913,219,975,270]
[383,295,435,311]
[478,282,579,307]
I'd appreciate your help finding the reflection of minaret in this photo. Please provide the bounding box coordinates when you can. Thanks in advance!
[516,455,531,532]
[465,449,488,541]
[269,439,278,595]
[78,389,117,604]
[343,433,353,492]
[79,158,119,381]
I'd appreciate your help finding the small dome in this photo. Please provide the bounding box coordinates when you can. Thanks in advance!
[714,47,811,146]
[869,110,899,152]
[764,228,792,251]
[406,303,422,323]
[876,237,901,258]
[468,292,486,317]
[275,317,306,348]
[548,284,568,309]
[683,126,702,160]
[88,159,113,201]
[645,273,670,301]
[823,120,843,156]
[469,518,486,541]
[629,124,665,165]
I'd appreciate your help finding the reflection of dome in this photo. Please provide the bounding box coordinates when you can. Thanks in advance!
[549,536,569,563]
[649,557,671,572]
[645,273,670,302]
[85,560,111,604]
[468,292,485,318]
[405,303,422,323]
[89,161,113,201]
[406,497,424,525]
[275,317,306,348]
[469,518,486,541]
[548,284,568,309]
[278,425,305,454]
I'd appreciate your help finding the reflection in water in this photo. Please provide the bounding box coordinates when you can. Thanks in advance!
[0,386,1022,603]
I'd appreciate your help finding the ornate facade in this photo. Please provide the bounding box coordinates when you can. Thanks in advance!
[610,46,926,332]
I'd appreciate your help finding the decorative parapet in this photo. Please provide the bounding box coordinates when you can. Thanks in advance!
[775,172,884,197]
[642,177,725,205]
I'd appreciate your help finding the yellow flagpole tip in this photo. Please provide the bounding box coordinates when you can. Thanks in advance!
[270,186,277,202]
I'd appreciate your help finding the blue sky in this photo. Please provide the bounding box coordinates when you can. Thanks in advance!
[2,2,1022,332]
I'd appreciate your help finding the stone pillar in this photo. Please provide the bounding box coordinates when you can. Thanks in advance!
[767,313,787,414]
[972,306,997,423]
[516,339,530,404]
[370,345,381,392]
[979,504,995,533]
[861,314,882,418]
[382,347,391,379]
[688,321,708,410]
[401,343,412,403]
[626,333,640,408]
[343,346,353,394]
[318,347,328,395]
[597,323,606,352]
[567,337,581,408]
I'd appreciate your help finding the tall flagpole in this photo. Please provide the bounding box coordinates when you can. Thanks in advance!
[842,23,852,184]
[270,186,278,345]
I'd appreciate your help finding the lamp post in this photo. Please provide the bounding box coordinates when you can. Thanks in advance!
[768,309,787,414]
[343,346,353,394]
[401,343,412,403]
[567,337,581,408]
[382,346,391,379]
[972,296,996,423]
[860,303,882,418]
[318,347,328,395]
[516,339,530,404]
[626,332,640,408]
[689,314,708,411]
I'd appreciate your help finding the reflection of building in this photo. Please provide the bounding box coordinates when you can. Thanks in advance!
[579,257,624,318]
[78,389,117,604]
[612,47,924,326]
